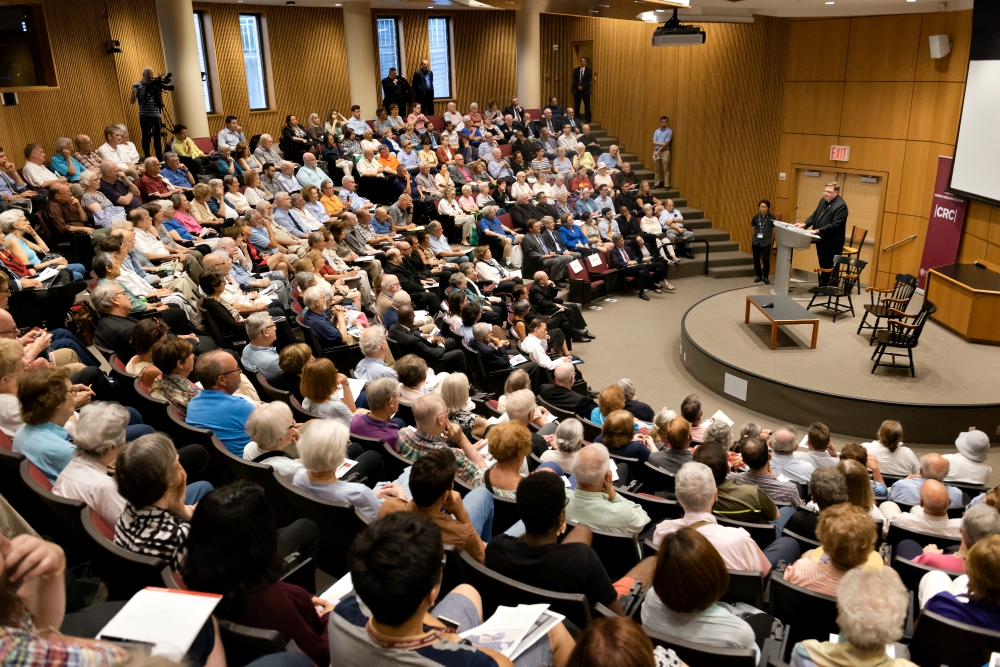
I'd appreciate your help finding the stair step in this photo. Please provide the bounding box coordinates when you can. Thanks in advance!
[708,265,759,279]
[683,218,712,230]
[589,123,602,131]
[619,152,639,162]
[703,250,755,267]
[651,189,681,199]
[632,170,654,181]
[668,260,711,280]
[693,228,730,242]
[698,240,740,253]
[589,129,608,139]
[677,207,704,219]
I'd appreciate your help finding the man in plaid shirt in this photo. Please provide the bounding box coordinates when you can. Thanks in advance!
[729,435,802,511]
[396,394,487,488]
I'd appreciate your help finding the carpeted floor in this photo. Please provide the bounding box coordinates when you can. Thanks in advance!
[568,275,1000,486]
[684,286,1000,406]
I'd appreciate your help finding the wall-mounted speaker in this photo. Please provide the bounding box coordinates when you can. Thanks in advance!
[929,34,951,59]
[0,93,18,106]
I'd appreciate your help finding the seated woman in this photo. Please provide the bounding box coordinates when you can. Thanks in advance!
[190,182,225,227]
[542,418,584,474]
[397,354,434,406]
[300,185,330,224]
[450,271,503,324]
[580,212,612,253]
[635,181,661,210]
[641,527,760,662]
[126,316,168,388]
[273,343,312,401]
[293,419,404,520]
[474,245,519,293]
[171,192,221,240]
[790,568,913,667]
[182,481,330,666]
[496,369,549,427]
[838,459,885,522]
[922,534,1000,631]
[441,372,487,439]
[54,402,211,527]
[442,290,465,334]
[485,421,533,499]
[590,385,625,427]
[0,209,83,281]
[222,175,251,216]
[0,533,129,666]
[598,410,653,464]
[150,336,198,411]
[784,502,882,596]
[572,145,595,174]
[552,148,574,175]
[244,401,302,479]
[301,357,357,428]
[200,268,297,353]
[559,214,594,256]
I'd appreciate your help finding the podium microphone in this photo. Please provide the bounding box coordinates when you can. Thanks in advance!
[761,303,774,309]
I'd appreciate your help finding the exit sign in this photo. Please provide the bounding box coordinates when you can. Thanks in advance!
[830,145,850,161]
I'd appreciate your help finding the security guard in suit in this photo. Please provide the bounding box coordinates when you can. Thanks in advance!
[796,181,848,285]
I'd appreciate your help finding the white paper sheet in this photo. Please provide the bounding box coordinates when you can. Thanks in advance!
[98,588,222,661]
[587,253,602,267]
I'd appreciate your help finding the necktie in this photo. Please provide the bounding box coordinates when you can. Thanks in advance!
[536,234,549,253]
[580,68,584,84]
[547,120,553,132]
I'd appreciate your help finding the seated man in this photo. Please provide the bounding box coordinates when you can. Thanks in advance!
[136,157,185,202]
[240,311,281,381]
[769,426,815,484]
[296,152,326,190]
[648,417,694,475]
[388,305,466,374]
[617,378,653,422]
[896,503,1000,572]
[354,325,397,381]
[331,512,568,666]
[694,442,778,525]
[185,350,256,455]
[275,161,302,195]
[487,471,648,615]
[21,143,67,189]
[529,269,593,340]
[379,448,494,562]
[301,285,350,347]
[45,183,94,235]
[660,199,694,259]
[888,453,964,507]
[882,479,962,540]
[783,467,848,542]
[944,429,992,486]
[253,133,281,167]
[793,422,839,470]
[160,152,195,191]
[397,394,487,487]
[565,443,650,534]
[538,361,596,419]
[272,192,311,239]
[350,376,405,447]
[383,248,441,314]
[730,435,802,509]
[653,462,800,571]
[469,321,518,372]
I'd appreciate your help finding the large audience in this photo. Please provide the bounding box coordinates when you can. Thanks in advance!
[0,91,997,667]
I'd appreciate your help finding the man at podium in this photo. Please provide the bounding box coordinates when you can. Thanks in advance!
[796,181,848,285]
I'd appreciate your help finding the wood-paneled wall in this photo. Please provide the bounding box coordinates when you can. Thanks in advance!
[0,0,164,165]
[370,9,517,112]
[775,10,995,289]
[541,15,790,252]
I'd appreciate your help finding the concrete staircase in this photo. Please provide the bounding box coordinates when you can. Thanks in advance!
[587,122,756,279]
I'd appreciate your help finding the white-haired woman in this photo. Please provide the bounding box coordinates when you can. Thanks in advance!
[0,209,84,280]
[541,418,584,473]
[441,373,487,439]
[437,187,474,245]
[292,419,405,521]
[789,568,912,667]
[243,401,302,479]
[53,402,212,524]
[79,169,117,225]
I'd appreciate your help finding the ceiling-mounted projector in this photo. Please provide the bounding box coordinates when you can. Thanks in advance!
[652,9,705,46]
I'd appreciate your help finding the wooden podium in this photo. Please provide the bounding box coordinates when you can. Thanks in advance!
[924,262,1000,345]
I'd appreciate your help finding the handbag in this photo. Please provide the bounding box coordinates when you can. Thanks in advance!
[508,243,523,269]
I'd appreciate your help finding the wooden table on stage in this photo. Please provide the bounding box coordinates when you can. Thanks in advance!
[925,263,1000,345]
[745,294,820,350]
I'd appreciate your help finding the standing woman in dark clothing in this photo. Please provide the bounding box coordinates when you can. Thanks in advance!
[751,199,775,285]
[280,115,318,165]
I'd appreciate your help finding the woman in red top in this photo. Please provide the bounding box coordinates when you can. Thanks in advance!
[183,481,332,666]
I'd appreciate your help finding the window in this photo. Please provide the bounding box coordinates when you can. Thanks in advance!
[427,17,451,99]
[192,12,214,113]
[376,17,401,80]
[239,14,269,110]
[0,4,57,88]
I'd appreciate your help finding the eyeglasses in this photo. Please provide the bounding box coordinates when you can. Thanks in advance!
[219,368,242,378]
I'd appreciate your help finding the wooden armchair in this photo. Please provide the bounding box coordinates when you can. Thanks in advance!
[870,301,936,377]
[856,273,917,345]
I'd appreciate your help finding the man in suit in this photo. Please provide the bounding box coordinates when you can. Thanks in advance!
[411,60,435,115]
[539,361,596,418]
[469,322,543,386]
[534,109,560,137]
[498,114,519,143]
[608,233,653,300]
[521,218,575,283]
[541,216,580,261]
[383,248,441,313]
[543,97,565,121]
[381,68,410,113]
[388,305,467,374]
[796,181,848,285]
[529,270,593,339]
[509,193,542,231]
[503,96,524,124]
[447,154,474,186]
[534,193,559,222]
[572,57,592,122]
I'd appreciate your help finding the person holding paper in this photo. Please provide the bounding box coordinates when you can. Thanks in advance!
[293,419,406,521]
[0,533,128,665]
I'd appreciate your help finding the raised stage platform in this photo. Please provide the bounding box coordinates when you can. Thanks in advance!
[680,285,1000,444]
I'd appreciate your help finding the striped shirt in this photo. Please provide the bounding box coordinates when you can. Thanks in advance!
[396,427,484,488]
[729,470,801,508]
[0,616,127,667]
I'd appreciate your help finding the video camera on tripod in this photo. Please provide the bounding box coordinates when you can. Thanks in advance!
[144,72,174,109]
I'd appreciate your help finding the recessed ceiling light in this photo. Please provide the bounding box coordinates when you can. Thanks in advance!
[825,2,834,4]
[656,8,664,11]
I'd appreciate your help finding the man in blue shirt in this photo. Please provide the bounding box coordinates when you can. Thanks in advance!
[574,188,599,216]
[296,152,326,190]
[346,105,370,137]
[301,286,348,347]
[888,453,964,507]
[272,192,310,238]
[597,145,622,172]
[241,312,282,381]
[354,325,399,381]
[652,116,672,189]
[370,207,393,235]
[185,350,256,455]
[338,176,373,213]
[217,116,245,150]
[160,153,195,190]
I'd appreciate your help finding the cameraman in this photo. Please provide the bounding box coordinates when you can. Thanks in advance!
[130,68,164,160]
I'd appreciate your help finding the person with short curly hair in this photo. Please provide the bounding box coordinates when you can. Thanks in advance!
[784,502,881,596]
[12,367,77,483]
[597,409,653,463]
[484,421,533,499]
[589,385,624,426]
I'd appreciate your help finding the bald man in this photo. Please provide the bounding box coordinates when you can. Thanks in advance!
[882,479,961,540]
[538,361,595,419]
[888,453,963,507]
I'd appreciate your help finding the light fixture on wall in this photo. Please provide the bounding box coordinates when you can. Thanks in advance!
[105,39,122,53]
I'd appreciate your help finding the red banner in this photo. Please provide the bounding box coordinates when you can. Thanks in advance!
[918,156,968,289]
